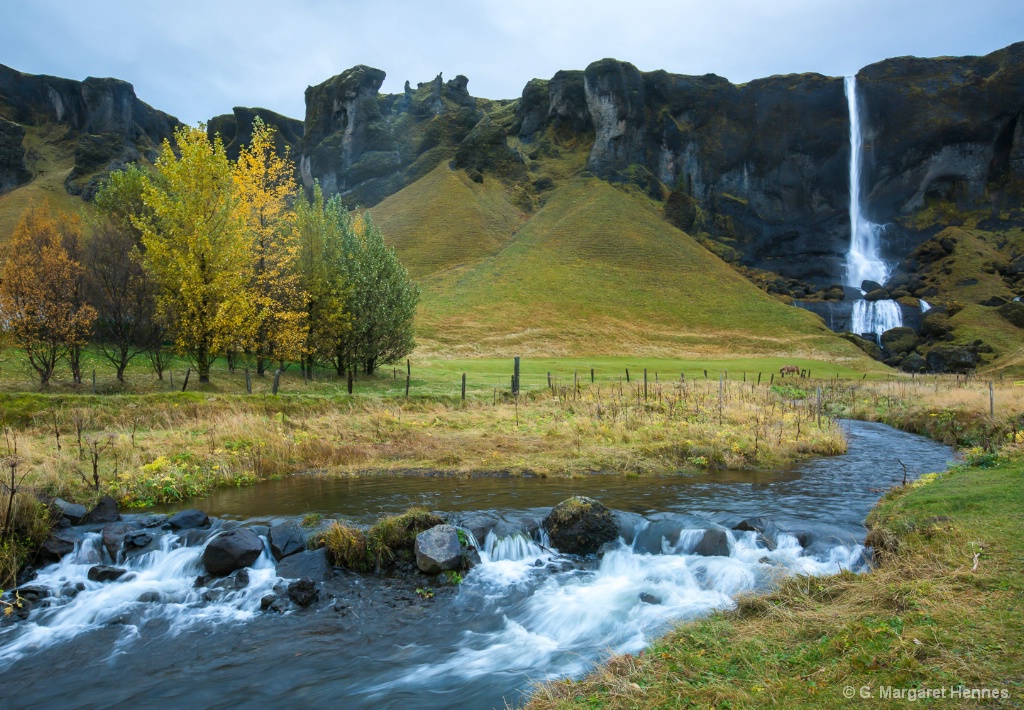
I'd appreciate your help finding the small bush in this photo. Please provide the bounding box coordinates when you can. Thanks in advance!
[316,522,371,571]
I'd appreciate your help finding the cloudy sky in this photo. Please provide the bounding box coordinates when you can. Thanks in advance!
[3,0,1021,125]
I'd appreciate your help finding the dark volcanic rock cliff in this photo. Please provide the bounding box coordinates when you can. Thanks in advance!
[0,63,179,199]
[208,106,304,160]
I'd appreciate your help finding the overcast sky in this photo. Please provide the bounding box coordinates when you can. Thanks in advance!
[2,0,1022,125]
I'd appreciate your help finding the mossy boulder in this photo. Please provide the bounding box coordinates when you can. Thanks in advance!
[997,301,1024,328]
[880,327,919,354]
[920,311,952,338]
[926,345,979,374]
[840,332,883,361]
[901,353,927,373]
[543,496,619,555]
[863,288,891,302]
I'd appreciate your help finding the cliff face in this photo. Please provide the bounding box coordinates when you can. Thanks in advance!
[858,43,1024,248]
[293,43,1023,288]
[3,42,1023,293]
[207,106,304,160]
[0,64,179,199]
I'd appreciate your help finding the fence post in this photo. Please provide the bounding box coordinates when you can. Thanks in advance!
[626,368,630,383]
[817,386,822,427]
[462,373,466,401]
[704,369,708,380]
[643,368,648,401]
[990,381,995,418]
[591,368,595,384]
[245,369,252,395]
[513,356,520,396]
[757,372,761,385]
[181,368,191,393]
[547,371,552,391]
[170,371,174,390]
[347,370,353,394]
[405,373,411,398]
[272,369,281,396]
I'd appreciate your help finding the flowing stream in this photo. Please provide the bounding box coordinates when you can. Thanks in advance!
[0,421,952,709]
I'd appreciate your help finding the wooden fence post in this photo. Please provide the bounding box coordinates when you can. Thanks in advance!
[643,368,648,401]
[92,369,96,394]
[462,373,467,401]
[513,356,520,396]
[405,373,411,398]
[625,368,630,383]
[272,369,281,396]
[245,369,252,395]
[182,368,191,393]
[990,381,995,417]
[590,368,595,384]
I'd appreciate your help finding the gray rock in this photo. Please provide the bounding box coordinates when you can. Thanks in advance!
[87,565,127,583]
[276,547,332,581]
[52,498,88,525]
[639,592,662,605]
[542,497,619,555]
[87,496,120,524]
[269,522,306,561]
[101,522,141,561]
[414,525,463,574]
[287,578,319,608]
[202,528,264,576]
[38,530,78,562]
[167,509,209,530]
[693,529,730,557]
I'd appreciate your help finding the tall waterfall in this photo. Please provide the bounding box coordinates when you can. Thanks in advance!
[844,75,902,339]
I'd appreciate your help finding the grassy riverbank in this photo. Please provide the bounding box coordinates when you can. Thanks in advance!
[528,419,1024,708]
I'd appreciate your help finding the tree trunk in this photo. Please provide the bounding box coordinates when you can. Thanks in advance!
[257,357,267,378]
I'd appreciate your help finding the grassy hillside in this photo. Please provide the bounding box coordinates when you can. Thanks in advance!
[375,173,865,360]
[0,125,90,256]
[371,163,527,277]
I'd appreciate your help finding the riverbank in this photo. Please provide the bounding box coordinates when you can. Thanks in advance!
[528,447,1024,708]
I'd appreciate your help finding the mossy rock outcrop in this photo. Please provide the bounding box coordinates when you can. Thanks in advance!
[880,327,919,354]
[543,496,618,555]
[997,301,1024,328]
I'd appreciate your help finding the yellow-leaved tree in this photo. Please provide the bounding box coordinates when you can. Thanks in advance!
[135,125,254,383]
[233,117,307,375]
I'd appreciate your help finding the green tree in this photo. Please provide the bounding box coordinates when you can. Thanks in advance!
[294,184,351,376]
[344,212,419,375]
[135,125,254,383]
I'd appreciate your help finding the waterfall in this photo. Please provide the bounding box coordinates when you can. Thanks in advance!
[844,75,902,339]
[919,299,932,313]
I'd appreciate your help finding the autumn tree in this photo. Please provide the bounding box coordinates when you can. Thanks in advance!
[294,184,351,375]
[135,125,253,383]
[233,117,307,375]
[0,203,96,386]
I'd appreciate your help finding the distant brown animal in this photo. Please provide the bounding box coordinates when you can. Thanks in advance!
[779,365,800,377]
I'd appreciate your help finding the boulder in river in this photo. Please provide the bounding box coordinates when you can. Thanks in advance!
[542,496,619,555]
[287,578,319,608]
[414,525,463,574]
[269,522,306,561]
[276,547,333,581]
[87,565,127,583]
[167,509,210,530]
[38,530,79,562]
[202,528,264,576]
[87,495,120,524]
[52,498,88,525]
[692,528,730,557]
[102,522,141,561]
